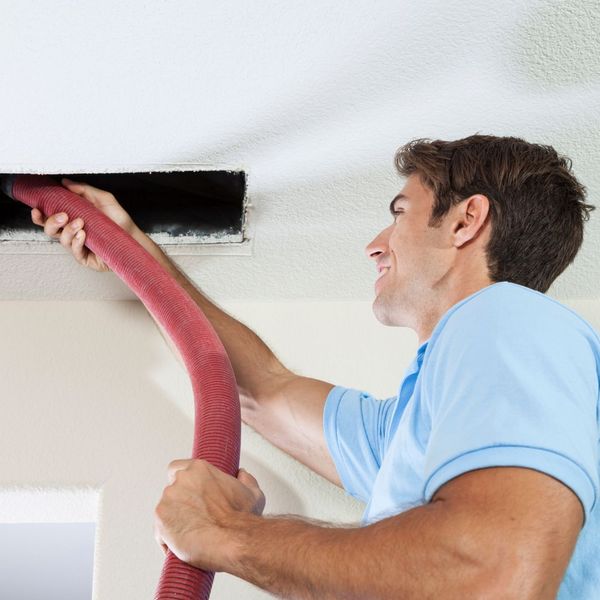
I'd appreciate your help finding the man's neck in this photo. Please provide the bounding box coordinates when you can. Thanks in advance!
[415,278,495,345]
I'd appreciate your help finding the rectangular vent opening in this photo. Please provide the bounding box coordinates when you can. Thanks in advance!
[0,169,249,255]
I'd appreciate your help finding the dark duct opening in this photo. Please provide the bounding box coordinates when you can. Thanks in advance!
[0,170,247,244]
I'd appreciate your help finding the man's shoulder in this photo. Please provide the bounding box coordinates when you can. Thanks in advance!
[428,281,600,355]
[420,282,600,418]
[448,281,595,331]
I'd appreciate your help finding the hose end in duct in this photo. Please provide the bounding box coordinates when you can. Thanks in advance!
[1,175,16,200]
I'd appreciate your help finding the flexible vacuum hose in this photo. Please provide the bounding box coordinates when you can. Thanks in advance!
[3,174,241,599]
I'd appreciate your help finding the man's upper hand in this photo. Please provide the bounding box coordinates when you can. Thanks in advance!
[30,177,137,272]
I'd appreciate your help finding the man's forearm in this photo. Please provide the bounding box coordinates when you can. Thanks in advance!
[225,503,492,600]
[129,226,289,402]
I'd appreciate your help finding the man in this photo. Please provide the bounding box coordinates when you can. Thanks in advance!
[33,134,599,599]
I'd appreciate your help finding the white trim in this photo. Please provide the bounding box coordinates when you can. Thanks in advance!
[0,485,99,523]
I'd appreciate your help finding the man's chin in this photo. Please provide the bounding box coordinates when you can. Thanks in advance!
[372,295,398,327]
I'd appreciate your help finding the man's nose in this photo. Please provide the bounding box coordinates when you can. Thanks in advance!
[365,226,390,260]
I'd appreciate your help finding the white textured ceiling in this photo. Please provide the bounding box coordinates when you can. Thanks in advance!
[0,0,598,301]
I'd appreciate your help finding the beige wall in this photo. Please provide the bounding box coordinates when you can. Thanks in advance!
[0,298,415,598]
[1,296,598,598]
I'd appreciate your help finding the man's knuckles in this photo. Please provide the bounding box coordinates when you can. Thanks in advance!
[43,215,63,237]
[69,218,83,231]
[190,458,211,472]
[59,224,78,248]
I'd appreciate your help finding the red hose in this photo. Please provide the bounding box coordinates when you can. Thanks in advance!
[8,175,241,599]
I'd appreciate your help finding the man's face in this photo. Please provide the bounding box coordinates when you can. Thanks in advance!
[365,174,453,327]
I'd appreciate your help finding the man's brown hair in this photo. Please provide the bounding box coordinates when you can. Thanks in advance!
[394,134,595,293]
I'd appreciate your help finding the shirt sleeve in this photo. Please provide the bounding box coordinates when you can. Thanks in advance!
[421,294,600,524]
[323,386,400,502]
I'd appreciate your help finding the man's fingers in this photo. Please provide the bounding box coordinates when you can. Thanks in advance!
[62,177,82,189]
[237,468,266,514]
[58,218,83,250]
[62,178,91,197]
[43,212,69,238]
[237,468,260,489]
[72,229,89,263]
[31,208,45,226]
[62,177,116,206]
[157,536,169,556]
[167,459,194,484]
[154,527,169,556]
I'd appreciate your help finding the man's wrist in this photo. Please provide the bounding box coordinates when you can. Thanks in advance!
[129,223,148,244]
[129,225,173,272]
[220,512,359,596]
[223,511,264,576]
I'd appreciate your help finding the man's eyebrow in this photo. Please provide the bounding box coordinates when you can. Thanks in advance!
[389,193,408,215]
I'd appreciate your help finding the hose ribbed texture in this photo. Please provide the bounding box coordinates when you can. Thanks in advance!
[11,175,241,599]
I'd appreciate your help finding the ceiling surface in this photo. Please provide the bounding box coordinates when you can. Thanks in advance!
[0,0,598,301]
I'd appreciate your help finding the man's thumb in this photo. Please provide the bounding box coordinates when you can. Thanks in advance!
[237,468,259,488]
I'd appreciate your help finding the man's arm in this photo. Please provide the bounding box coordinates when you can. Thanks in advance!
[33,183,343,488]
[155,463,583,599]
[129,225,342,487]
[214,466,581,599]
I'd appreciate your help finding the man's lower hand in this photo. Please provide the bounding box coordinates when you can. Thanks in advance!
[154,459,265,572]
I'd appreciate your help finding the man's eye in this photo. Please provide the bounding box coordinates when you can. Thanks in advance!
[393,210,404,218]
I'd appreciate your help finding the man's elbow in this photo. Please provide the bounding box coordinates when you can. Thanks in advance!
[432,518,560,600]
[473,570,559,600]
[452,544,561,600]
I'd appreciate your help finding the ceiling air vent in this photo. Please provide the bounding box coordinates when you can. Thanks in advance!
[0,168,250,256]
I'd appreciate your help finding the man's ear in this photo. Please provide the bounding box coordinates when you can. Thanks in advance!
[452,194,490,248]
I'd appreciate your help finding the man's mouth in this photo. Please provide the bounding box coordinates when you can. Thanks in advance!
[376,267,390,281]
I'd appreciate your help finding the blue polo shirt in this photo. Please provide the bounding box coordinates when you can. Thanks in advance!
[324,281,600,599]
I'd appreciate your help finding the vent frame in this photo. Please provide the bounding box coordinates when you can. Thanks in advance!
[0,164,253,257]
